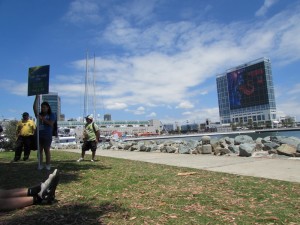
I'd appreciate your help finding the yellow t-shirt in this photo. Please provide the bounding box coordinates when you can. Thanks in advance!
[16,119,36,136]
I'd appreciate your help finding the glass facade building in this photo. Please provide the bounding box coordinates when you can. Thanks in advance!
[42,92,61,121]
[216,58,276,124]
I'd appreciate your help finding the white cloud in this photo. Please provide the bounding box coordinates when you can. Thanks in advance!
[147,112,157,118]
[255,0,278,17]
[182,111,192,115]
[52,83,85,97]
[161,106,219,125]
[64,0,102,24]
[125,106,146,115]
[277,101,300,119]
[115,0,158,23]
[106,102,127,110]
[196,107,220,122]
[4,1,298,121]
[0,80,27,96]
[176,101,194,109]
[287,83,300,95]
[133,106,145,115]
[60,3,300,121]
[146,102,159,107]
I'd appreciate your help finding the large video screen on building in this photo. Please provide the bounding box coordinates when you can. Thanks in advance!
[227,62,268,110]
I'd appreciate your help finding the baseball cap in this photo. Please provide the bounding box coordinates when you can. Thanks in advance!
[22,112,29,117]
[85,114,93,120]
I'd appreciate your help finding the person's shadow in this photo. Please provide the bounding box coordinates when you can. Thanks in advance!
[0,156,126,225]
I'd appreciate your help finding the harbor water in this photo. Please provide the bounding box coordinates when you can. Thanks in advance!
[124,128,300,142]
[183,129,300,141]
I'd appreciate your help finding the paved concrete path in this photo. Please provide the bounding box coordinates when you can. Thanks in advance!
[64,149,300,183]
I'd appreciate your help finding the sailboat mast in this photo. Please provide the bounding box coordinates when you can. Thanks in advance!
[84,50,89,120]
[93,53,96,122]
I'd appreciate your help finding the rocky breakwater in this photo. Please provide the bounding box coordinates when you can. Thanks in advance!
[100,135,300,158]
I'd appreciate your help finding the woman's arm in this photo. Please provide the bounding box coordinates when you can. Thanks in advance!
[40,116,54,127]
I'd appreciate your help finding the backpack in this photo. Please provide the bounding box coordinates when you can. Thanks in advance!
[92,122,101,142]
[52,120,58,137]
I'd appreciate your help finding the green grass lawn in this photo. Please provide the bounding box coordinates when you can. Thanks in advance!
[0,150,299,225]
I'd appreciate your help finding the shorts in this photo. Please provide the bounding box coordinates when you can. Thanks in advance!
[82,141,97,152]
[39,136,52,149]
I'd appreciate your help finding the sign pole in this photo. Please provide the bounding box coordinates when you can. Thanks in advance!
[28,65,49,170]
[37,95,41,168]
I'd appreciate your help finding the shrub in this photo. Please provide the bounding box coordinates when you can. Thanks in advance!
[1,120,18,151]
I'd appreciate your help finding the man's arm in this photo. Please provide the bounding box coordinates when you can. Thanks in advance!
[96,130,100,142]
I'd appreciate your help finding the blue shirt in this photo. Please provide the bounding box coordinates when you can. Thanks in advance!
[39,113,56,138]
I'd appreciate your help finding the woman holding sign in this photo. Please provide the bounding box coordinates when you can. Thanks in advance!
[33,95,56,170]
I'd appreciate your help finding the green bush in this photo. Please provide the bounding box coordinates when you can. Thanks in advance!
[1,120,18,151]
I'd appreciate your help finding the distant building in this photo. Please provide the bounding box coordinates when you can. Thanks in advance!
[42,92,61,121]
[104,114,111,121]
[181,123,199,132]
[163,123,174,132]
[60,114,65,121]
[279,116,297,127]
[216,57,276,126]
[58,119,162,137]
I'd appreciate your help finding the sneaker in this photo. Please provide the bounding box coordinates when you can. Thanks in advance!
[38,169,60,203]
[42,169,57,187]
[23,156,29,161]
[91,159,95,162]
[46,164,51,171]
[38,171,56,198]
[38,164,44,170]
[46,170,60,203]
[77,158,84,162]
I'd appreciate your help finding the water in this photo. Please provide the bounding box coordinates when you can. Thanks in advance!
[123,129,300,142]
[254,130,300,139]
[174,130,300,142]
[162,130,300,140]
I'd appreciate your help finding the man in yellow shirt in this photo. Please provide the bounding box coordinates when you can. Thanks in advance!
[13,112,36,161]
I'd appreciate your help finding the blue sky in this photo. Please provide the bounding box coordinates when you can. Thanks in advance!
[1,0,300,125]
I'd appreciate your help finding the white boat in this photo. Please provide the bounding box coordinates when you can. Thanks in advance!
[99,135,111,142]
[51,136,78,149]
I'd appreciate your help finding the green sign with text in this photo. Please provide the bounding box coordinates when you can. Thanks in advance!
[28,65,50,96]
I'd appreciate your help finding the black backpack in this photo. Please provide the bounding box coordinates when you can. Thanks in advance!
[52,120,58,137]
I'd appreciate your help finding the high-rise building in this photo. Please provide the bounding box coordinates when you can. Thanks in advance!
[104,114,111,121]
[42,92,61,121]
[216,57,276,125]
